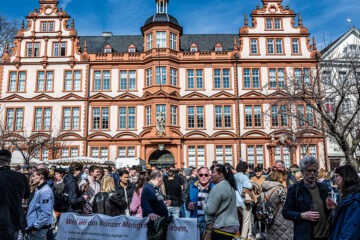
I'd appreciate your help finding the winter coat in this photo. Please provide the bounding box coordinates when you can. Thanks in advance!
[63,174,85,213]
[329,187,360,240]
[26,183,54,230]
[203,180,239,229]
[116,182,135,213]
[262,181,293,240]
[186,180,215,218]
[0,166,30,236]
[92,192,127,216]
[282,180,330,240]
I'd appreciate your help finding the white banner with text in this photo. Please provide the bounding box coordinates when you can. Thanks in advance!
[56,213,199,240]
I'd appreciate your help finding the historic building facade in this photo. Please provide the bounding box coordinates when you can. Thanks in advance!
[0,0,327,168]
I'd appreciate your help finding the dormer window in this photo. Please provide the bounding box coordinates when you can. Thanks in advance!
[190,43,198,52]
[215,43,223,52]
[41,21,54,32]
[104,44,112,53]
[265,18,282,30]
[128,44,136,53]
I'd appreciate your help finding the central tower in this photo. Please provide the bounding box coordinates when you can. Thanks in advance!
[156,0,169,14]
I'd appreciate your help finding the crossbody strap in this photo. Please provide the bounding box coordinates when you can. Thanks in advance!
[265,186,282,202]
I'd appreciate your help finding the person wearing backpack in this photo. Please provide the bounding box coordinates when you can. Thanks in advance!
[261,170,293,240]
[63,162,88,213]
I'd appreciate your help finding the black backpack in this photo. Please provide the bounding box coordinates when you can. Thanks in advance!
[53,182,69,212]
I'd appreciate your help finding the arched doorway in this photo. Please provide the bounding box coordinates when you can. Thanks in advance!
[148,150,175,167]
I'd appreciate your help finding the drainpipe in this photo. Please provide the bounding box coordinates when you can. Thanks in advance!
[235,54,242,161]
[85,63,91,157]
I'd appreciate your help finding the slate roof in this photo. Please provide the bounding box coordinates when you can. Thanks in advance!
[144,13,179,26]
[78,34,238,53]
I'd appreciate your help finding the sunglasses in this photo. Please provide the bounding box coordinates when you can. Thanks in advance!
[199,174,209,177]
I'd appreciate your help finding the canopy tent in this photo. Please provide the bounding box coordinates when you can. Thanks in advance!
[44,157,111,166]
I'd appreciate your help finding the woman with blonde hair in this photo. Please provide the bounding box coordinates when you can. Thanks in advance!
[261,170,293,240]
[92,175,127,216]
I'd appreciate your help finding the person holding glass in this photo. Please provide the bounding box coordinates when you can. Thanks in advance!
[282,156,330,240]
[327,165,360,240]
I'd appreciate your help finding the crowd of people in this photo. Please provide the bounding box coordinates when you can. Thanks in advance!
[1,148,360,240]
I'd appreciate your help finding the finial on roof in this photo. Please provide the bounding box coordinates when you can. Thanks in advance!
[34,8,37,13]
[84,40,87,52]
[298,13,303,26]
[71,19,75,29]
[20,20,24,30]
[244,12,248,26]
[286,5,289,10]
[256,5,260,10]
[313,36,317,51]
[4,41,8,53]
[234,37,237,50]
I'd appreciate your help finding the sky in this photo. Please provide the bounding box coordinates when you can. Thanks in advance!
[1,0,360,50]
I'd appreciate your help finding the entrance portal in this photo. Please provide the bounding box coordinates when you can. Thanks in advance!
[148,150,175,167]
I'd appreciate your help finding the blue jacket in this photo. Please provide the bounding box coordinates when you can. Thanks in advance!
[187,180,215,218]
[282,180,329,240]
[329,190,360,240]
[141,183,168,218]
[27,183,54,230]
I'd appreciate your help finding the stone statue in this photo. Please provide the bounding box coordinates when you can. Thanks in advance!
[156,112,165,134]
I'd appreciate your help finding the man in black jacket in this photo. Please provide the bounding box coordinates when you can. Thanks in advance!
[282,156,330,240]
[0,149,30,240]
[164,169,182,218]
[63,162,88,213]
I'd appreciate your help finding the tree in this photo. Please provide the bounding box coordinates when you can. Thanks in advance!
[0,14,19,58]
[275,52,360,170]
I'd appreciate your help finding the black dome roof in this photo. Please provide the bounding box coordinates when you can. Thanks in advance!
[144,13,179,26]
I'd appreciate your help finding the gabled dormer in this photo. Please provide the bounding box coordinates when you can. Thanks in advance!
[104,44,112,53]
[141,0,182,51]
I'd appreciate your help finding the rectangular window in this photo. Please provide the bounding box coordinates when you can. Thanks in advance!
[170,33,177,50]
[170,105,177,126]
[214,69,231,89]
[267,39,274,54]
[92,107,109,130]
[156,67,167,85]
[118,147,126,158]
[247,145,255,169]
[41,21,54,32]
[6,108,23,131]
[197,146,205,167]
[146,68,152,87]
[93,70,111,91]
[188,146,196,167]
[128,147,135,158]
[295,68,302,88]
[215,105,231,128]
[8,71,26,92]
[306,105,314,126]
[304,68,310,88]
[156,31,166,48]
[272,105,288,127]
[274,19,281,29]
[120,70,137,91]
[53,42,66,57]
[216,145,233,164]
[187,106,204,129]
[266,19,273,29]
[243,68,260,89]
[275,146,290,169]
[292,39,300,54]
[271,105,279,127]
[300,144,317,159]
[297,105,305,127]
[26,43,40,57]
[118,107,136,130]
[275,39,283,54]
[280,105,288,127]
[70,147,78,157]
[245,105,262,128]
[156,105,166,120]
[63,107,80,130]
[147,33,153,50]
[170,68,177,86]
[91,147,99,158]
[196,70,203,89]
[145,106,152,126]
[37,71,53,92]
[62,148,69,158]
[34,107,51,131]
[343,98,351,114]
[269,68,285,88]
[187,70,194,89]
[64,70,81,91]
[250,38,258,54]
[41,22,47,32]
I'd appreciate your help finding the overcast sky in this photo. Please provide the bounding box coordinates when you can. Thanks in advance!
[2,0,360,50]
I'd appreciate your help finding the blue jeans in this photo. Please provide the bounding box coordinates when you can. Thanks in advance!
[167,206,180,219]
[27,229,47,240]
[198,215,207,236]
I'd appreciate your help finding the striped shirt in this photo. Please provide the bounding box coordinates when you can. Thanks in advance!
[197,185,211,216]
